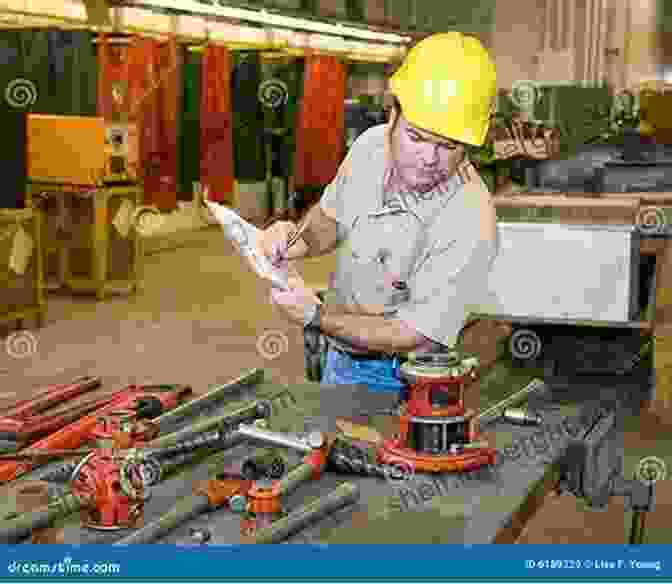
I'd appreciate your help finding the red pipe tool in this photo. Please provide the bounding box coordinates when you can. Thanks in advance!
[378,352,497,473]
[0,384,192,484]
[0,376,111,445]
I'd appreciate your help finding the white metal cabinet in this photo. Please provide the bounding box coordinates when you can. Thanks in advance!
[483,222,640,323]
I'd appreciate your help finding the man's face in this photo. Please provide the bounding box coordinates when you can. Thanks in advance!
[389,113,465,193]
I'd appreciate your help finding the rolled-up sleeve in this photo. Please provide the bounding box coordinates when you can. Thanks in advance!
[396,236,497,347]
[319,148,355,226]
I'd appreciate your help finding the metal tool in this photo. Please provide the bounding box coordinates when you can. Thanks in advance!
[146,397,274,450]
[0,440,19,454]
[501,407,543,426]
[236,424,325,454]
[0,378,279,540]
[378,351,496,473]
[558,407,655,544]
[476,378,547,427]
[240,449,287,480]
[328,443,404,480]
[249,482,360,544]
[115,424,332,544]
[153,369,264,434]
[0,403,268,536]
[114,476,254,545]
[0,384,192,484]
[0,492,83,544]
[0,376,101,420]
[0,376,105,444]
[189,527,211,544]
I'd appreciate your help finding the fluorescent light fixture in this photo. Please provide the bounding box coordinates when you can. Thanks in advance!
[178,14,208,37]
[25,0,87,20]
[130,0,411,44]
[120,6,173,33]
[209,22,267,43]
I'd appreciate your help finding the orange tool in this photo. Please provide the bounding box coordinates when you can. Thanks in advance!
[0,384,192,484]
[378,352,497,473]
[0,376,109,445]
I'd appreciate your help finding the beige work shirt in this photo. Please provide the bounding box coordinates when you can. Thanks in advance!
[320,123,499,353]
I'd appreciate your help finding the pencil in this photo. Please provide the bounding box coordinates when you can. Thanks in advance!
[286,217,310,250]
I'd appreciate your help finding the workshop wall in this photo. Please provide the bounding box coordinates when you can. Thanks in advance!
[179,48,201,202]
[492,0,662,91]
[0,29,97,208]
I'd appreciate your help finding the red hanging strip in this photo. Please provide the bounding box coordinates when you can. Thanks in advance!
[96,34,129,120]
[294,55,346,189]
[200,44,234,204]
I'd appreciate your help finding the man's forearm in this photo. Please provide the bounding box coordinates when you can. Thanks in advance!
[319,304,425,353]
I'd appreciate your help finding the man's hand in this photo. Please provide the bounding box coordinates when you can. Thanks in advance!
[270,264,323,325]
[259,220,308,265]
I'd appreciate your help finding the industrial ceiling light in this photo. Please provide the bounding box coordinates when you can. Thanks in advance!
[128,0,411,44]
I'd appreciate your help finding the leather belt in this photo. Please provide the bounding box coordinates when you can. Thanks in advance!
[333,345,396,361]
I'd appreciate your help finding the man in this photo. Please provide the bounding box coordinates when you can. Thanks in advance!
[261,32,499,392]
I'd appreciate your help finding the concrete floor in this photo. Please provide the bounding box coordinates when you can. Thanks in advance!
[1,226,670,544]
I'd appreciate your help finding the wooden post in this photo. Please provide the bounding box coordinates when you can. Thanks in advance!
[651,240,672,419]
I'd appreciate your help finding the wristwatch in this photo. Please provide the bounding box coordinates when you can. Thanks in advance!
[303,302,322,330]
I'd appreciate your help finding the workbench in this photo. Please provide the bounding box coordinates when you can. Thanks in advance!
[24,364,646,545]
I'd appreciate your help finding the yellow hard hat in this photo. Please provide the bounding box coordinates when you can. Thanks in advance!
[389,32,497,146]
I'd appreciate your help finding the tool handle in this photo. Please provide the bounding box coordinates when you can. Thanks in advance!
[0,493,82,544]
[251,482,360,544]
[114,494,211,545]
[476,378,546,424]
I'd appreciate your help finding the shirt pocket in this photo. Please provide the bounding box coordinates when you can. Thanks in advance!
[345,213,425,307]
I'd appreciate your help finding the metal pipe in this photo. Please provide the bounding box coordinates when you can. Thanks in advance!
[147,397,272,449]
[0,493,83,544]
[114,494,212,545]
[277,462,316,496]
[251,483,360,544]
[236,424,323,454]
[476,378,547,425]
[153,369,264,432]
[142,430,236,462]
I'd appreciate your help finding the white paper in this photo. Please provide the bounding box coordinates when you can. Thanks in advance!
[205,200,289,290]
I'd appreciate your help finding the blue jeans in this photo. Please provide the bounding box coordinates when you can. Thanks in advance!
[321,347,404,393]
